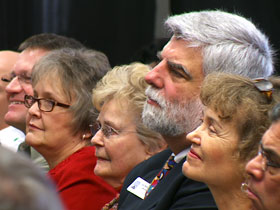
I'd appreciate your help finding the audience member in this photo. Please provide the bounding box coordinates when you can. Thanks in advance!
[0,51,25,151]
[0,51,18,130]
[91,63,167,209]
[24,48,117,210]
[0,146,64,210]
[118,10,274,210]
[244,102,280,210]
[183,73,280,210]
[1,33,84,170]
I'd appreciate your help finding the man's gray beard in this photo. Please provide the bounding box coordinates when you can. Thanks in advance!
[142,86,203,137]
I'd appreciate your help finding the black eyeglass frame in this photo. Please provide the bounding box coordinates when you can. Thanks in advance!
[258,143,280,174]
[24,95,70,112]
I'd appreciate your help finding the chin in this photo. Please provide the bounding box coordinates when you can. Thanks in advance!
[25,133,40,147]
[182,161,194,178]
[182,162,202,182]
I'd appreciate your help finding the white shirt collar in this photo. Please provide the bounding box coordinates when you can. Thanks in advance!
[173,148,190,163]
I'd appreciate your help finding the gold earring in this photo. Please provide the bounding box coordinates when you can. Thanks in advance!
[82,134,86,140]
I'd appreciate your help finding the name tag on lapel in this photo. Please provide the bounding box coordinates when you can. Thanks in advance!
[127,177,150,199]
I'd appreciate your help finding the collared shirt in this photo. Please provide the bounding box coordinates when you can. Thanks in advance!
[174,148,190,163]
[0,126,25,152]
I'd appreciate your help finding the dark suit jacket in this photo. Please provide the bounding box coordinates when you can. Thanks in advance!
[118,149,217,210]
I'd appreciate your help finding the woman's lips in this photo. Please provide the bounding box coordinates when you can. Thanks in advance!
[246,185,260,201]
[29,123,43,131]
[95,152,109,161]
[188,148,202,160]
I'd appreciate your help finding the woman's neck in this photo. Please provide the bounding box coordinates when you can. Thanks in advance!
[43,138,88,170]
[209,183,252,210]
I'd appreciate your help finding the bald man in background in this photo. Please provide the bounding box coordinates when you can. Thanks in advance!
[0,51,25,151]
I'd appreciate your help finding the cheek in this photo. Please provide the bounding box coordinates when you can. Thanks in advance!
[106,138,147,173]
[263,178,280,196]
[205,145,226,161]
[106,141,127,166]
[203,143,232,169]
[0,94,8,111]
[164,82,179,100]
[24,85,34,95]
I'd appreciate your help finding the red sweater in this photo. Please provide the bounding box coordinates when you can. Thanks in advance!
[48,146,118,210]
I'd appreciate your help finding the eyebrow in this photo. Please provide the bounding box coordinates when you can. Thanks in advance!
[167,60,192,80]
[103,119,119,130]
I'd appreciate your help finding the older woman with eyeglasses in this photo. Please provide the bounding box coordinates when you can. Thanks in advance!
[24,48,118,210]
[91,62,167,209]
[182,73,280,210]
[243,103,280,210]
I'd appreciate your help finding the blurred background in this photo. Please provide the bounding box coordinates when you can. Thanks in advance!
[1,0,280,73]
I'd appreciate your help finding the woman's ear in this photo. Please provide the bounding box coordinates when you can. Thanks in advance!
[82,132,92,141]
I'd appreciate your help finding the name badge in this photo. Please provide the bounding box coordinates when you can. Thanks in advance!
[127,177,150,199]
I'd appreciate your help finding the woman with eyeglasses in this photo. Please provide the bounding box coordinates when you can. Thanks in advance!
[91,62,167,210]
[182,73,280,210]
[24,48,118,210]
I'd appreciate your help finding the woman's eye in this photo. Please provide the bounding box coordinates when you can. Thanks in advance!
[208,125,216,134]
[106,126,118,136]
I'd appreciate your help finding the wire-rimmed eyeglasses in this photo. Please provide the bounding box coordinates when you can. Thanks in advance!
[89,121,137,139]
[24,95,70,112]
[258,143,280,175]
[1,72,32,85]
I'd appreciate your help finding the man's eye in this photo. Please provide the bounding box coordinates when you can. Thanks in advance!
[21,75,31,81]
[170,69,185,78]
[173,70,182,77]
[1,77,11,82]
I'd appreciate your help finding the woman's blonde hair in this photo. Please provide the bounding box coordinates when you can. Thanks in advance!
[92,62,165,152]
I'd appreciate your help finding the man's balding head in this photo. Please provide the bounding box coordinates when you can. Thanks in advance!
[0,51,19,130]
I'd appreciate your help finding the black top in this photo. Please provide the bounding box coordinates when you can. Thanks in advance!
[118,149,217,210]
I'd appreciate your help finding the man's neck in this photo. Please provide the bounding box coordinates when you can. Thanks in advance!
[163,133,191,155]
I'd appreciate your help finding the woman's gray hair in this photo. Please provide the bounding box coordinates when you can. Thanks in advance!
[165,10,274,78]
[0,146,64,210]
[32,48,111,135]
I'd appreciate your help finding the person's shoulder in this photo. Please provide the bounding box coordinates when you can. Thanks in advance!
[135,149,172,171]
[0,126,25,139]
[49,146,96,176]
[118,149,172,209]
[160,176,217,210]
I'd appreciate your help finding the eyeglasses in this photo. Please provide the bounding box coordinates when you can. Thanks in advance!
[89,121,137,139]
[24,95,70,112]
[253,78,274,102]
[258,144,280,175]
[1,72,32,85]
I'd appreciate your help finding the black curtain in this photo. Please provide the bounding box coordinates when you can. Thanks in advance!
[0,0,156,67]
[66,0,156,66]
[0,0,40,50]
[1,0,280,70]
